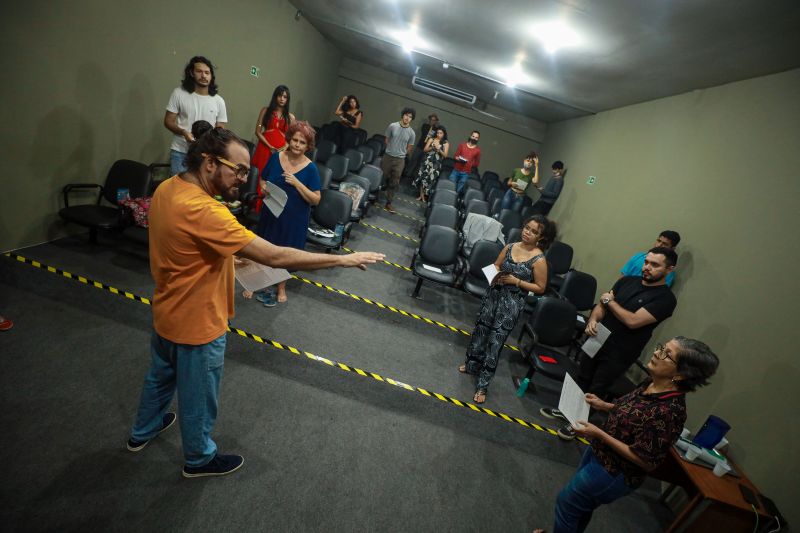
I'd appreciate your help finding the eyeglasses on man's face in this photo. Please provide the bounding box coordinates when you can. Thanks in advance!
[213,155,249,179]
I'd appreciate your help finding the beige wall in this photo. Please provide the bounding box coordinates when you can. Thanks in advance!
[334,58,546,179]
[0,0,341,251]
[541,68,800,523]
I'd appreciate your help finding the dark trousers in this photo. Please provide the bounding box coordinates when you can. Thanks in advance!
[576,343,636,401]
[529,200,554,215]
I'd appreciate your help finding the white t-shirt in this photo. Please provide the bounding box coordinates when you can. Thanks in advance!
[166,87,228,153]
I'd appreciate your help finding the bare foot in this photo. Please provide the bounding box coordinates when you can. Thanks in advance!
[242,290,253,299]
[277,292,288,303]
[473,390,487,404]
[458,364,467,374]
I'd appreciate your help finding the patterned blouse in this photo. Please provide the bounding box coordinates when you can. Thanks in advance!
[591,381,686,487]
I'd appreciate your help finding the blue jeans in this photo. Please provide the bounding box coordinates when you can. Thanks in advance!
[131,331,226,466]
[170,149,188,175]
[553,447,634,533]
[500,188,525,212]
[449,170,470,193]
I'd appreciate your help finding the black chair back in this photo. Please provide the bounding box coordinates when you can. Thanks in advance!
[305,147,317,161]
[462,188,484,207]
[343,148,365,172]
[468,240,503,277]
[327,154,350,183]
[482,179,502,195]
[419,225,459,265]
[498,209,522,239]
[313,190,352,229]
[316,140,337,163]
[490,198,502,217]
[463,200,490,220]
[104,160,151,205]
[486,188,502,208]
[506,227,522,244]
[357,145,374,164]
[431,189,457,208]
[528,297,579,347]
[546,241,574,276]
[427,204,459,230]
[435,179,456,192]
[441,157,456,171]
[239,166,259,202]
[366,138,384,157]
[354,128,368,147]
[559,270,597,312]
[358,164,383,193]
[316,163,333,190]
[464,178,482,193]
[482,171,500,185]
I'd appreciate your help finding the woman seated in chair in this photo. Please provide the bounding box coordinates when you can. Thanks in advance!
[533,337,719,533]
[459,215,555,404]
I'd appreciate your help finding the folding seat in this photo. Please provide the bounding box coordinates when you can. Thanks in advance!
[460,188,485,210]
[343,148,365,173]
[497,209,523,240]
[306,190,353,251]
[59,159,151,243]
[357,164,383,203]
[326,154,350,189]
[462,240,504,298]
[420,203,459,238]
[425,188,457,218]
[357,145,374,165]
[514,296,581,395]
[411,225,463,299]
[315,139,337,164]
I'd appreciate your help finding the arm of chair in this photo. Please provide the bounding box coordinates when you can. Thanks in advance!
[518,322,540,349]
[62,183,103,208]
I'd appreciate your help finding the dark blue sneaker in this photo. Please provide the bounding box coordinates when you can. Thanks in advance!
[255,291,277,307]
[127,412,177,452]
[182,454,244,478]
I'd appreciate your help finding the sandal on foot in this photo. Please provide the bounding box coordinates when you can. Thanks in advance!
[473,390,487,404]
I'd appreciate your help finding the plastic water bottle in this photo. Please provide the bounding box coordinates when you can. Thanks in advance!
[116,188,130,203]
[515,377,530,397]
[334,223,344,242]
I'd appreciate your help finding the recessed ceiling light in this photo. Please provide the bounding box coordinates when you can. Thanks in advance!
[497,63,531,89]
[388,27,430,54]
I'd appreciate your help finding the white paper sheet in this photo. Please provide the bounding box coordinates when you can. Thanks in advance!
[581,323,611,358]
[558,373,591,430]
[515,179,529,191]
[234,261,292,292]
[422,264,443,274]
[481,263,498,284]
[263,182,288,218]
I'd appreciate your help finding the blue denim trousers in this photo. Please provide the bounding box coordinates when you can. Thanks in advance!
[449,170,470,193]
[131,331,226,466]
[553,447,634,533]
[500,188,525,212]
[169,149,188,175]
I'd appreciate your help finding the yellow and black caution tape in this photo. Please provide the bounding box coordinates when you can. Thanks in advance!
[3,251,586,444]
[290,273,521,354]
[341,247,411,272]
[377,206,426,224]
[359,222,419,244]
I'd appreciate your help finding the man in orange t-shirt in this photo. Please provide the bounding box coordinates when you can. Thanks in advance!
[128,128,383,478]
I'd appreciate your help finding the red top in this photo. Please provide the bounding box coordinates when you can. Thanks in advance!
[454,143,481,173]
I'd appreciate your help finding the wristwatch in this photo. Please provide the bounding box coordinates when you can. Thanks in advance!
[601,297,611,305]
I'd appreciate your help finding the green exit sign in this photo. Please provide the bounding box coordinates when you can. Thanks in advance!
[586,175,597,185]
[250,66,260,78]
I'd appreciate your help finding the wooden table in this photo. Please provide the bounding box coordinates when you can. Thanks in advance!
[650,448,772,533]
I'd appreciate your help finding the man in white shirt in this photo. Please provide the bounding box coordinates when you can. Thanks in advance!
[164,56,228,174]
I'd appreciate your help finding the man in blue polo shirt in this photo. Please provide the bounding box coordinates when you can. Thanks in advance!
[620,230,680,287]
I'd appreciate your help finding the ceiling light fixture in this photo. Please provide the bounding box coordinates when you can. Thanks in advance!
[389,26,429,55]
[532,20,584,54]
[442,61,449,69]
[497,62,530,89]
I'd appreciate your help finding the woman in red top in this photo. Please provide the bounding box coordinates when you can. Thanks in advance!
[252,85,295,176]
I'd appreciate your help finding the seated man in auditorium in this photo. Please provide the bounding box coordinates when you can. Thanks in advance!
[540,247,678,441]
[449,130,481,193]
[620,230,680,287]
[380,107,416,213]
[529,160,565,215]
[127,127,383,478]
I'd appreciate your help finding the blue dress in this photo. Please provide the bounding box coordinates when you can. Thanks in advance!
[256,152,321,250]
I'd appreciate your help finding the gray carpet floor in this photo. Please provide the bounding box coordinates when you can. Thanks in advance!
[0,184,674,532]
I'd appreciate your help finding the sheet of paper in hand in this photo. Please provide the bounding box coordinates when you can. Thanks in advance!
[235,262,292,292]
[558,373,590,430]
[263,181,288,218]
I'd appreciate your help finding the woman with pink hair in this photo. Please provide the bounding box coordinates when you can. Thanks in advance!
[251,121,321,306]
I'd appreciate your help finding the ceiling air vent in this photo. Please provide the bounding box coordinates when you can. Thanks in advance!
[411,76,476,106]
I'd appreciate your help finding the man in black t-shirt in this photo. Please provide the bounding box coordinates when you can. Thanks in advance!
[541,247,678,440]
